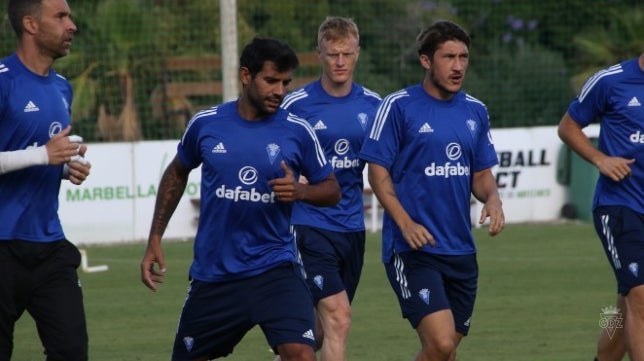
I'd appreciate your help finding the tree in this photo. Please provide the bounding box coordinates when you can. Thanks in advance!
[570,7,644,92]
[55,0,161,141]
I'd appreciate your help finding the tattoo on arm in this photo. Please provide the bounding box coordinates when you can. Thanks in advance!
[150,159,189,238]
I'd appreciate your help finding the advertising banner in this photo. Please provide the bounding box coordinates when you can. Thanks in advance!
[59,125,599,245]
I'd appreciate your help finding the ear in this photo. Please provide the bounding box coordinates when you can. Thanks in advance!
[316,45,324,62]
[22,15,39,35]
[239,67,252,86]
[419,54,432,70]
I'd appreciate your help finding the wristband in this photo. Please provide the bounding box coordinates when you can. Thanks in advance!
[0,146,48,175]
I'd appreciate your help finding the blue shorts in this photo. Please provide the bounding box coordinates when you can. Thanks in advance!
[171,262,316,360]
[384,251,477,335]
[593,206,644,295]
[295,225,365,303]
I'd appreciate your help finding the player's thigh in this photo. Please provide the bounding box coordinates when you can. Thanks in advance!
[625,285,644,320]
[442,254,478,336]
[295,226,365,303]
[316,290,351,326]
[416,308,456,350]
[172,278,254,360]
[384,252,451,329]
[295,226,345,302]
[338,230,365,303]
[256,263,317,352]
[0,242,33,359]
[594,206,644,294]
[29,240,87,361]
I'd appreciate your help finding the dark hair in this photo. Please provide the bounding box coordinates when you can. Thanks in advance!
[239,37,299,78]
[8,0,42,38]
[416,20,471,60]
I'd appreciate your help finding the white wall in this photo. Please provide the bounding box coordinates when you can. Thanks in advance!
[485,124,598,223]
[59,125,599,245]
[59,141,201,245]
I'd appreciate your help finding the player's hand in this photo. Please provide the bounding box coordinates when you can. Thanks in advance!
[480,200,504,236]
[269,161,298,202]
[45,126,84,165]
[140,240,166,292]
[66,157,91,185]
[596,156,635,182]
[400,221,435,249]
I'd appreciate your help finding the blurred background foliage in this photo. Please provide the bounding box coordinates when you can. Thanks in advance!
[0,0,642,141]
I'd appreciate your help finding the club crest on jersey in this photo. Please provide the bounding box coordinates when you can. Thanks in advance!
[419,288,431,305]
[266,143,280,164]
[183,336,195,352]
[466,119,479,139]
[357,112,368,130]
[314,275,324,290]
[466,119,477,133]
[629,262,639,277]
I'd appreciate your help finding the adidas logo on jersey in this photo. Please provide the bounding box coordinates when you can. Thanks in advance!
[419,123,434,133]
[211,142,227,153]
[313,120,327,130]
[24,101,39,113]
[627,97,641,107]
[302,329,315,341]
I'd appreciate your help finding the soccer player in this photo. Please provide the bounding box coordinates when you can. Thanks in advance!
[279,16,381,361]
[0,0,92,360]
[558,51,643,361]
[140,37,341,361]
[359,20,505,361]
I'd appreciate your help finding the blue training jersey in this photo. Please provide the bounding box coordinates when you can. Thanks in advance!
[567,58,644,214]
[281,80,381,232]
[0,54,72,242]
[178,101,333,282]
[360,84,498,260]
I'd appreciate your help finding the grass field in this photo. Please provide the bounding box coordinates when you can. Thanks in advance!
[12,222,618,360]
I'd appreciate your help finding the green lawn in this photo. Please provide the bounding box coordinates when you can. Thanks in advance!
[12,222,617,360]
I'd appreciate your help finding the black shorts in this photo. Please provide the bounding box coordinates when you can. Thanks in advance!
[594,206,644,295]
[385,251,478,335]
[0,239,88,361]
[295,225,365,303]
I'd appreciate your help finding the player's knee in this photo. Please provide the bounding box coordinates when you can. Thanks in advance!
[422,336,456,360]
[276,343,315,361]
[335,314,352,338]
[324,305,351,337]
[42,325,88,361]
